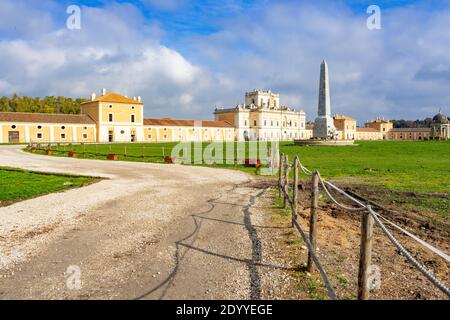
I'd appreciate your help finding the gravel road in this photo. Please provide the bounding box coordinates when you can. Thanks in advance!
[0,145,285,299]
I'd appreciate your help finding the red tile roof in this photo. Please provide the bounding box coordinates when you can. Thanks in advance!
[0,112,96,124]
[82,92,143,105]
[144,118,234,128]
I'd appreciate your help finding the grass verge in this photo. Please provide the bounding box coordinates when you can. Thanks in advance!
[0,167,100,206]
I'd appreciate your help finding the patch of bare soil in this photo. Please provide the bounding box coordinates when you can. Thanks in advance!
[258,180,449,300]
[341,184,449,238]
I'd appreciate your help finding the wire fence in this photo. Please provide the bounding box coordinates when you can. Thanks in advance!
[25,142,450,299]
[26,142,273,167]
[277,152,450,300]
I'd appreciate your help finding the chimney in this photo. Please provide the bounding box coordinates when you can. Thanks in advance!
[102,88,106,96]
[137,96,141,102]
[91,92,96,101]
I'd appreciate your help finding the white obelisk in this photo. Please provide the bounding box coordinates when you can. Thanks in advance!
[313,60,336,139]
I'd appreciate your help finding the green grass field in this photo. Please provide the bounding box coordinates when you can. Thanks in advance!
[0,167,99,205]
[280,140,450,193]
[29,140,450,193]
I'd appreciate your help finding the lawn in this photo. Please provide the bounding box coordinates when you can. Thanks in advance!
[28,140,450,193]
[0,167,98,205]
[279,140,450,193]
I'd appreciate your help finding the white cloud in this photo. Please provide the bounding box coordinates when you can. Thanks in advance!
[187,2,450,122]
[1,0,450,123]
[0,1,215,119]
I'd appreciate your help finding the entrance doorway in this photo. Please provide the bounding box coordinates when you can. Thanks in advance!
[131,134,135,142]
[108,130,114,142]
[8,131,19,143]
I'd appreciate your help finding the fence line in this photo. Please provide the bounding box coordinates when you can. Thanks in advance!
[27,142,273,166]
[278,152,450,300]
[322,175,450,263]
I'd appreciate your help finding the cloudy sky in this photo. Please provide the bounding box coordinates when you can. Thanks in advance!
[1,0,449,123]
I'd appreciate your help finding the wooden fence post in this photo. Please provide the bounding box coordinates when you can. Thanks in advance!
[278,153,284,198]
[292,156,299,227]
[307,171,319,272]
[283,155,289,209]
[358,208,374,300]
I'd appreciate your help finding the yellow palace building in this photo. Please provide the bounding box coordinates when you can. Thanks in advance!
[2,88,446,144]
[0,89,235,144]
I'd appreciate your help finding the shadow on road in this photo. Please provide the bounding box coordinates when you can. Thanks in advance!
[134,184,291,300]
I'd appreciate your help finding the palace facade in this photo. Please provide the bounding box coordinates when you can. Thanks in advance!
[0,89,235,144]
[214,90,308,141]
[0,88,448,143]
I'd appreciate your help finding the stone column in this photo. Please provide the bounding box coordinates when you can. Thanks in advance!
[313,60,337,139]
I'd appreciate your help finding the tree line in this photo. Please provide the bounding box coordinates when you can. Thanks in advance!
[1,94,448,128]
[0,94,87,114]
[392,118,437,128]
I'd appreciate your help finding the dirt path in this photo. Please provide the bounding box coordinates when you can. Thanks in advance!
[0,145,286,299]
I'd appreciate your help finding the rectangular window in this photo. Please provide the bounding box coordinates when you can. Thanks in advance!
[83,133,88,139]
[131,114,135,123]
[254,120,257,126]
[148,134,152,139]
[37,133,42,139]
[109,113,113,122]
[61,133,66,139]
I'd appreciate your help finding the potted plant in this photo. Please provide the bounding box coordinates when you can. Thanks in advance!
[107,154,118,160]
[164,156,175,163]
[244,159,261,168]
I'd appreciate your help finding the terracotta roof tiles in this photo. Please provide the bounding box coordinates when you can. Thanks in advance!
[144,118,233,128]
[0,112,95,124]
[82,92,143,105]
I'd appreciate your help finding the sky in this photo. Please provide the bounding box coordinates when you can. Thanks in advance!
[0,0,450,123]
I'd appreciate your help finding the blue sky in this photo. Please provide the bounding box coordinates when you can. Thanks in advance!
[1,0,450,122]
